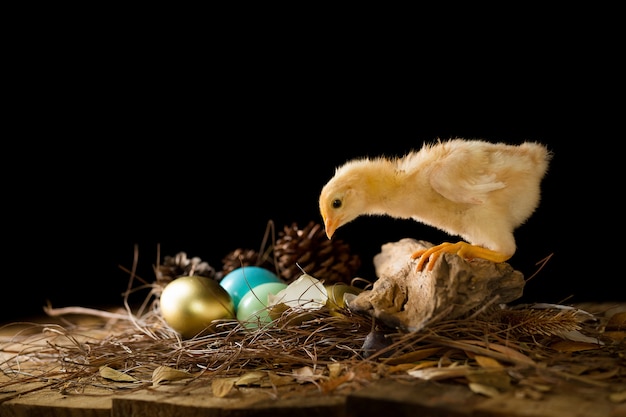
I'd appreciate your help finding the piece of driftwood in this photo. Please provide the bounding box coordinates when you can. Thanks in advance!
[347,238,526,331]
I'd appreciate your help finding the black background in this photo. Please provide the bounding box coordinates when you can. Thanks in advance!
[2,28,619,324]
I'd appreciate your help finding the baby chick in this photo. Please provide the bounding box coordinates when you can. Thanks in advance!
[319,138,552,271]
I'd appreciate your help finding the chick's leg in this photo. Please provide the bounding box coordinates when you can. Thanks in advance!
[411,242,512,272]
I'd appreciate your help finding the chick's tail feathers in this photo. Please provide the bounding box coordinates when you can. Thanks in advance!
[411,242,512,272]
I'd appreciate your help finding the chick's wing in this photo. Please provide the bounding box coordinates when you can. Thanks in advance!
[428,146,506,205]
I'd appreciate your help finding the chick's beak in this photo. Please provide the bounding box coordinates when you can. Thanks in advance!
[323,216,336,239]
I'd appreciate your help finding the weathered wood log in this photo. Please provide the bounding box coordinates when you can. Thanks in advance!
[347,238,526,331]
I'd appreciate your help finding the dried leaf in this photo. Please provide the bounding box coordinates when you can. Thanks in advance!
[408,364,472,381]
[606,312,626,331]
[469,382,500,397]
[459,340,535,366]
[474,355,504,369]
[609,390,626,403]
[515,386,544,400]
[603,331,626,343]
[559,330,602,345]
[292,366,324,383]
[266,371,295,387]
[518,377,553,392]
[327,362,343,379]
[235,371,266,386]
[382,347,442,365]
[320,372,353,393]
[152,366,192,386]
[293,366,315,377]
[99,366,137,382]
[408,360,440,371]
[550,340,602,352]
[467,369,511,390]
[585,367,620,380]
[212,377,237,397]
[387,363,422,374]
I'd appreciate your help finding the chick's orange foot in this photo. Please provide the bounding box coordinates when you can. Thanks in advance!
[411,241,512,271]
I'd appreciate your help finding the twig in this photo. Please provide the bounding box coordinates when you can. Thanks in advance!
[43,305,132,321]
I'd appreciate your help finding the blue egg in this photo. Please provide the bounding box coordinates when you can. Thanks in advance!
[219,266,282,309]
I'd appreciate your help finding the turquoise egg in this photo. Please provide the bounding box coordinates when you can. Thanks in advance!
[236,282,288,328]
[219,266,282,309]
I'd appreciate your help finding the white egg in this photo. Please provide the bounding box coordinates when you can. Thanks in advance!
[269,273,328,311]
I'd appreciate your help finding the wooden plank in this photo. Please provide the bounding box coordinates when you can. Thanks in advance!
[0,384,111,417]
[346,380,480,417]
[2,371,626,417]
[112,386,346,417]
[474,390,620,417]
[346,379,626,417]
[1,371,347,417]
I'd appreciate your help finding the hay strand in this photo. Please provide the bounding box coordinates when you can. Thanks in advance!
[1,249,625,402]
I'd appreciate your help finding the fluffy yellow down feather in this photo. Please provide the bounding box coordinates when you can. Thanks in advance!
[319,138,552,271]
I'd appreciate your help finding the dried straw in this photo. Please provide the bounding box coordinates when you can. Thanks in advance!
[1,251,625,402]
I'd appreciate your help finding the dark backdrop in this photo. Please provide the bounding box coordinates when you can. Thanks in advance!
[3,44,617,324]
[4,116,614,324]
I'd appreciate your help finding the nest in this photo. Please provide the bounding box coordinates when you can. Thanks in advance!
[1,231,625,404]
[1,291,625,402]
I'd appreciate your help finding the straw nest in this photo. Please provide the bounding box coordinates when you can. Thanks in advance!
[1,245,625,403]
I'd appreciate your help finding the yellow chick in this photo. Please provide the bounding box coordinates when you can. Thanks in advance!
[319,138,552,271]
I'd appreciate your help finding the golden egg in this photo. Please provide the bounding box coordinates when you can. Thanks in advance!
[160,275,235,338]
[325,283,363,310]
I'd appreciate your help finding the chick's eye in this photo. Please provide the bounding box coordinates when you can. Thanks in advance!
[332,199,342,209]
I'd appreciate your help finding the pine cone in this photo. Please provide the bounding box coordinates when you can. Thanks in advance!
[155,252,217,285]
[273,221,361,285]
[220,248,274,279]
